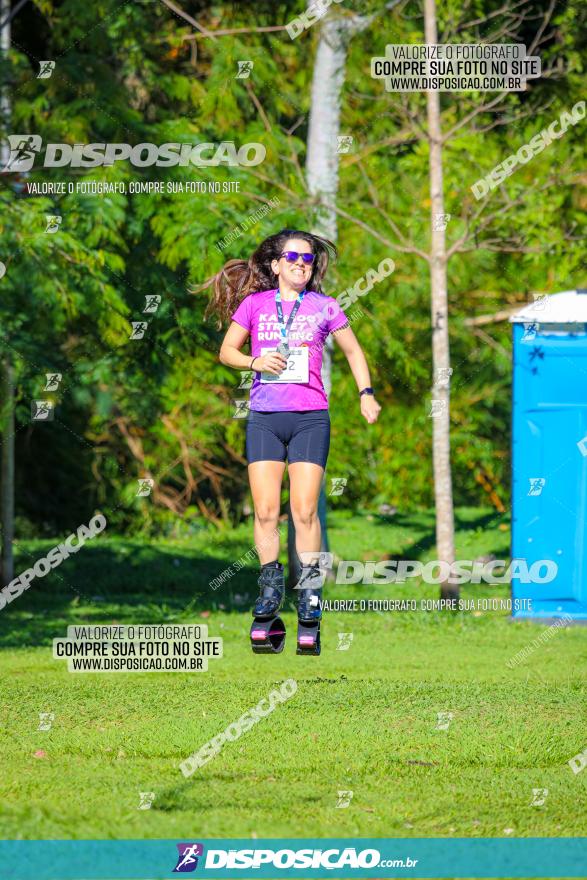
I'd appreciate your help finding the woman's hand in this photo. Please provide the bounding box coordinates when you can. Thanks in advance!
[361,394,381,424]
[254,352,287,375]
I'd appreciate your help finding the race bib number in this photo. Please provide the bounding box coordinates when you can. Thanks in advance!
[260,346,309,384]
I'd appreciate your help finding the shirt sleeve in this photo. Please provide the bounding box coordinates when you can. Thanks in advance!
[325,296,349,333]
[231,295,252,331]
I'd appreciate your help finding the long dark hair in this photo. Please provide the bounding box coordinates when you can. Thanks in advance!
[195,228,337,326]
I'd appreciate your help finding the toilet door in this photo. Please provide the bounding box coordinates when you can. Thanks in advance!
[513,401,587,603]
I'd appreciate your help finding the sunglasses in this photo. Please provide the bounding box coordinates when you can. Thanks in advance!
[279,250,315,265]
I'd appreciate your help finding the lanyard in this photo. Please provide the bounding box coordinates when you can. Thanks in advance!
[275,287,305,348]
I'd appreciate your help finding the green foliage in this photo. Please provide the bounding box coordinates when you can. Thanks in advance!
[2,0,586,534]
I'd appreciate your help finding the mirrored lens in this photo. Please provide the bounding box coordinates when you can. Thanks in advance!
[282,251,315,264]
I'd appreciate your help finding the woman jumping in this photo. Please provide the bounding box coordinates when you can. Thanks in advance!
[205,228,381,654]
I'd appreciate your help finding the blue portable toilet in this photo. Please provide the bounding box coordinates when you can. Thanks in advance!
[509,290,587,619]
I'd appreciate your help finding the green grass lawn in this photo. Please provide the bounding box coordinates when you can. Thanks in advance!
[0,507,586,841]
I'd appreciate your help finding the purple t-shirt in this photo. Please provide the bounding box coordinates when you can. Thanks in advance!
[231,289,348,412]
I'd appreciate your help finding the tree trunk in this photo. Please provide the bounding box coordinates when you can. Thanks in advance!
[424,0,457,599]
[287,2,401,586]
[1,358,15,584]
[287,8,350,587]
[287,10,346,586]
[0,0,10,169]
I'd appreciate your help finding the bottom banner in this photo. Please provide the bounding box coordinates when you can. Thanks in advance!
[0,838,586,879]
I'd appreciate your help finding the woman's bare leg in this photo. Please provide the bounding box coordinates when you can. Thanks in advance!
[247,460,286,564]
[288,462,324,565]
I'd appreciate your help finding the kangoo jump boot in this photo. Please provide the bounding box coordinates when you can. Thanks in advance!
[295,562,324,656]
[250,561,286,654]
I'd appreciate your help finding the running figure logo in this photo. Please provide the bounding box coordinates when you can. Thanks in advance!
[336,136,353,154]
[143,295,161,313]
[238,370,254,390]
[329,477,347,496]
[531,788,548,806]
[136,479,154,497]
[433,367,453,388]
[236,61,253,78]
[44,373,62,391]
[532,293,549,311]
[336,790,354,808]
[173,843,204,873]
[1,135,42,173]
[37,61,55,79]
[38,712,55,731]
[429,399,446,419]
[31,400,54,421]
[521,322,538,342]
[130,321,149,340]
[433,212,451,231]
[436,711,454,730]
[528,477,545,497]
[337,632,353,651]
[138,791,155,810]
[45,215,62,233]
[231,399,250,419]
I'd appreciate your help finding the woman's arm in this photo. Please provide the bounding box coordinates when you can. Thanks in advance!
[219,321,255,370]
[219,321,286,375]
[332,325,382,424]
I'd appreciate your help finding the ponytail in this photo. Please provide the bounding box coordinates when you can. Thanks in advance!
[193,228,337,328]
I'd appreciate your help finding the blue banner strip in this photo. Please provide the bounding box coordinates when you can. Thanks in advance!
[1,838,586,879]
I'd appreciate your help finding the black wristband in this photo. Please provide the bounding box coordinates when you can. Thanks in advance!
[250,357,257,370]
[359,387,374,396]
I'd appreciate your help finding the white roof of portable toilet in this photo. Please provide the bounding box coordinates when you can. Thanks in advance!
[509,289,587,323]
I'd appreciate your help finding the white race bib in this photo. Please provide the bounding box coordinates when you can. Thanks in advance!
[259,346,309,384]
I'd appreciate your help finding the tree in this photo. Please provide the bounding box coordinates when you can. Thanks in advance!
[0,0,14,581]
[2,0,583,550]
[321,0,582,597]
[0,0,131,560]
[288,0,403,586]
[424,0,455,598]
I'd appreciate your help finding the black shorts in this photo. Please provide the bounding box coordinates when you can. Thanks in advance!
[246,410,330,469]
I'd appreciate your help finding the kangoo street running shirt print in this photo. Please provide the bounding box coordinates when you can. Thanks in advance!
[231,289,348,412]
